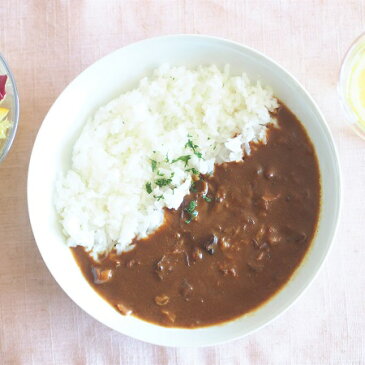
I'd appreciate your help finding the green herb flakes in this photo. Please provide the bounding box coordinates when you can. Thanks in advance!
[203,194,212,202]
[185,200,197,214]
[151,160,157,172]
[171,155,191,167]
[155,178,172,187]
[186,167,200,175]
[190,181,197,193]
[191,210,198,218]
[145,182,152,194]
[184,200,198,224]
[185,139,203,159]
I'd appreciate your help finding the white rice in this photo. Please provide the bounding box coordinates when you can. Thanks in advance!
[55,64,278,257]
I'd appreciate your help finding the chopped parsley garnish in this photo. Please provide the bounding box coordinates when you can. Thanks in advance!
[145,182,152,194]
[151,159,157,172]
[148,156,176,201]
[190,181,197,193]
[155,177,172,187]
[186,167,200,175]
[185,200,197,214]
[165,154,169,163]
[185,139,197,150]
[203,194,212,202]
[185,139,203,159]
[171,155,191,167]
[184,200,198,224]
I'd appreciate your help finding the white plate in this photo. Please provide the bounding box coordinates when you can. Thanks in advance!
[27,35,341,347]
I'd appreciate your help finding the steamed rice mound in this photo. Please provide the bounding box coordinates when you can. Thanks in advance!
[55,64,278,257]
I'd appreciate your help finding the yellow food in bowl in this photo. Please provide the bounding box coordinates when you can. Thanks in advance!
[0,107,10,139]
[339,33,365,138]
[347,55,365,128]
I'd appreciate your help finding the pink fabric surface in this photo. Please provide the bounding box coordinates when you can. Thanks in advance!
[0,0,364,363]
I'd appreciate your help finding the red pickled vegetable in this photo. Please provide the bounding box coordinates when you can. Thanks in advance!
[0,75,7,101]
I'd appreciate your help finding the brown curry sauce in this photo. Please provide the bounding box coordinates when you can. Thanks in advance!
[72,104,320,328]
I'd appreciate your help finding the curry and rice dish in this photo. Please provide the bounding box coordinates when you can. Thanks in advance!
[55,65,320,328]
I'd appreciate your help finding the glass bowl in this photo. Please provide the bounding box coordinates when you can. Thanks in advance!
[338,33,365,139]
[0,54,19,163]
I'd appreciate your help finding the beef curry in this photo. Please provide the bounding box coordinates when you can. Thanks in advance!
[72,104,321,328]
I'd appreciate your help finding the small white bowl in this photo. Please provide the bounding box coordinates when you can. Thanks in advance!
[27,35,341,347]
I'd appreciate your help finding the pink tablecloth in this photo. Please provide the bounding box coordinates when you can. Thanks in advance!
[0,1,364,363]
